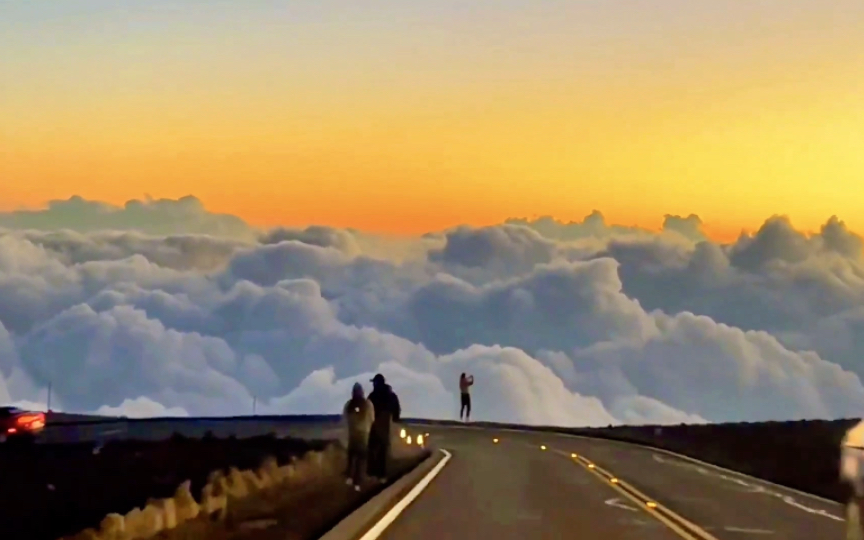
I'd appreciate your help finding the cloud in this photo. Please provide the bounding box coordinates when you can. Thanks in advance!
[96,397,189,418]
[594,214,864,374]
[14,229,250,271]
[266,363,454,420]
[506,210,708,243]
[0,195,254,240]
[261,226,362,257]
[400,259,655,355]
[2,196,864,426]
[568,312,864,422]
[428,224,558,276]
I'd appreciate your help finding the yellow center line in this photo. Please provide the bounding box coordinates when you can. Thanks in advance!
[518,441,718,540]
[569,454,716,540]
[601,474,718,540]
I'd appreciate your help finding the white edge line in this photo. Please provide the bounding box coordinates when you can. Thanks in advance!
[556,431,844,508]
[410,423,841,507]
[358,448,452,540]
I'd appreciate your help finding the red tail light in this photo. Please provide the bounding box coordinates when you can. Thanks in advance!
[16,412,46,429]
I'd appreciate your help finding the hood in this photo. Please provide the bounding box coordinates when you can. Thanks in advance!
[351,382,365,400]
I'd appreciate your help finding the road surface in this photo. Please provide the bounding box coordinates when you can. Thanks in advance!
[21,415,850,538]
[380,424,847,540]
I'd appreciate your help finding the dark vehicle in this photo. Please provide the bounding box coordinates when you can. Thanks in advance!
[0,406,46,443]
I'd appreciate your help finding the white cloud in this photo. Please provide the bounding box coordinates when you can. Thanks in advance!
[266,363,453,420]
[96,397,189,418]
[0,195,254,240]
[2,197,864,426]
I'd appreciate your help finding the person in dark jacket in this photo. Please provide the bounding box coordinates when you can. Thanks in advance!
[366,373,401,482]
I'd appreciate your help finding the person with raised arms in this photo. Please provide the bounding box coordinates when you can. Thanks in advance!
[459,372,474,422]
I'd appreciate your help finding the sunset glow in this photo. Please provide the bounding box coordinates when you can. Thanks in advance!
[2,1,863,238]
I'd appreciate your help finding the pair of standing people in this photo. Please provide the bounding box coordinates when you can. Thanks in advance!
[342,373,401,490]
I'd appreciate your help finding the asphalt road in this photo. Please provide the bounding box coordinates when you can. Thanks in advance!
[380,424,847,540]
[20,416,850,538]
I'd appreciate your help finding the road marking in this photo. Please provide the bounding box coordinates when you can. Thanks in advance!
[358,449,452,540]
[620,517,661,527]
[605,497,639,512]
[583,457,718,540]
[414,422,841,508]
[699,525,774,535]
[535,444,718,540]
[722,526,774,534]
[652,453,843,521]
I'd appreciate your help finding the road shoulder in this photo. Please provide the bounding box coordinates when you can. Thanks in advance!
[319,448,447,540]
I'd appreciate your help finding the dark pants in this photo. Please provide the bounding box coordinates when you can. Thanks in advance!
[367,429,390,478]
[460,392,471,420]
[346,440,367,484]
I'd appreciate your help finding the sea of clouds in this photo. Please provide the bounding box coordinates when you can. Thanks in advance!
[2,195,864,426]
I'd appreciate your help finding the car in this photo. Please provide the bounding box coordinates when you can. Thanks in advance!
[0,406,46,444]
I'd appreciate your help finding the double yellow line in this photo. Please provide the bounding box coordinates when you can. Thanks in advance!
[530,441,718,540]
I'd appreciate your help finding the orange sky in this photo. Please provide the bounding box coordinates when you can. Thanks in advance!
[2,1,863,239]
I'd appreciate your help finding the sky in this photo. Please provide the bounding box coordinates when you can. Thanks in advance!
[2,2,864,425]
[2,1,864,239]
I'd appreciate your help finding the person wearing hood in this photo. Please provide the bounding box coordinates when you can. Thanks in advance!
[366,373,401,482]
[343,382,375,490]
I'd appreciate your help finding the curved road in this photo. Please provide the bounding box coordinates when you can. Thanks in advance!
[380,424,846,540]
[28,416,849,538]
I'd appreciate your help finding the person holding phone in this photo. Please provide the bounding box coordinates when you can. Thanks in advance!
[459,372,474,422]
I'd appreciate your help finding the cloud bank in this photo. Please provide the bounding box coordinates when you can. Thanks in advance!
[2,196,864,426]
[0,196,254,240]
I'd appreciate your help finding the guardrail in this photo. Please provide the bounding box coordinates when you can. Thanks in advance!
[37,413,345,444]
[34,414,541,445]
[33,413,478,446]
[43,412,342,425]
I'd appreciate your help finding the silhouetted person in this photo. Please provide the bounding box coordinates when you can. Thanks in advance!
[343,382,375,491]
[367,373,401,482]
[459,372,474,422]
